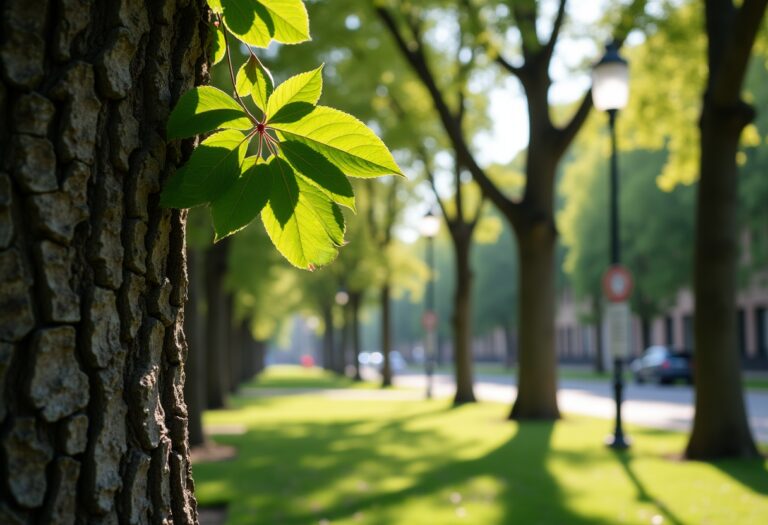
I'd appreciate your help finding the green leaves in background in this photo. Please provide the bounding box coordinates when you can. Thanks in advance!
[271,106,403,178]
[166,86,252,139]
[215,0,309,48]
[163,2,402,269]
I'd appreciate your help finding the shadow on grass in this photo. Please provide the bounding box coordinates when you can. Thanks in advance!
[196,407,616,525]
[709,455,768,497]
[612,451,687,525]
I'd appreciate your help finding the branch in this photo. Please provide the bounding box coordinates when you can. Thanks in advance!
[711,0,768,105]
[376,6,523,227]
[469,194,486,229]
[555,88,593,156]
[418,145,451,223]
[454,160,465,224]
[543,0,568,63]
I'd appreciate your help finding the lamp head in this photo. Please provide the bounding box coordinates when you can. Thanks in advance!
[592,41,629,112]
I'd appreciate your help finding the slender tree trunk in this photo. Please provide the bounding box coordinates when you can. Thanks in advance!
[0,1,207,521]
[238,321,251,384]
[504,325,517,369]
[336,303,349,375]
[185,248,205,447]
[685,0,766,460]
[640,314,651,351]
[253,339,266,375]
[380,283,393,387]
[510,221,559,419]
[453,233,476,405]
[205,240,229,408]
[350,292,363,381]
[322,303,334,371]
[227,298,240,393]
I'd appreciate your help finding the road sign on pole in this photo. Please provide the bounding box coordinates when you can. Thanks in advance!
[602,265,634,303]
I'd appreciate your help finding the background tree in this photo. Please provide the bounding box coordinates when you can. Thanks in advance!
[0,1,206,522]
[375,0,647,419]
[687,0,767,459]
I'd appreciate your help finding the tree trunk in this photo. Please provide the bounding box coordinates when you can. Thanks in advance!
[227,297,240,393]
[686,97,758,459]
[504,325,517,369]
[380,283,393,387]
[238,320,251,385]
[322,303,334,371]
[0,1,207,521]
[452,232,476,405]
[185,248,205,447]
[336,303,349,375]
[640,314,651,351]
[510,222,559,419]
[205,239,229,408]
[253,339,266,375]
[350,292,363,381]
[685,0,766,460]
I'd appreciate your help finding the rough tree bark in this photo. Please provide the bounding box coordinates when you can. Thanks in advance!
[0,0,208,522]
[185,248,205,447]
[686,0,766,459]
[205,239,229,408]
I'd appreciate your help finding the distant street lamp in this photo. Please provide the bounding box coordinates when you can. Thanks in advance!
[592,41,632,450]
[419,209,440,399]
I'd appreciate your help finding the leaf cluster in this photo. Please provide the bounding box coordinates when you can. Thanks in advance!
[161,0,404,270]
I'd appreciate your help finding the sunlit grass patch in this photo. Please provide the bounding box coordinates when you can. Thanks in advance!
[194,367,768,525]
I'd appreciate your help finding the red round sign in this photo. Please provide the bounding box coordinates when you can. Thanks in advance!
[602,265,634,303]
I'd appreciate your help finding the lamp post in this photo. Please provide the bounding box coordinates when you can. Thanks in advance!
[420,209,440,399]
[592,41,632,450]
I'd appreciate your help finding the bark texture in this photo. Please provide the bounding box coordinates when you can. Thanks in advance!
[686,0,766,460]
[0,0,208,522]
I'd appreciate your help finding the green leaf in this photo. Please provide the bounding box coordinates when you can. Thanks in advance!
[257,0,310,45]
[220,0,274,48]
[262,157,345,269]
[160,130,248,208]
[211,157,273,241]
[207,0,223,13]
[210,23,226,65]
[235,55,274,114]
[266,65,323,121]
[166,86,252,140]
[271,106,404,178]
[281,140,355,210]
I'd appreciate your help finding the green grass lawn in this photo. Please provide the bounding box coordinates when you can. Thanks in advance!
[195,366,768,525]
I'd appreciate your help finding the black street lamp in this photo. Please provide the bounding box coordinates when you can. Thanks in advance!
[592,41,631,449]
[419,209,440,399]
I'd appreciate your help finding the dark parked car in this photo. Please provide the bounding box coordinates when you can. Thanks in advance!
[631,346,693,385]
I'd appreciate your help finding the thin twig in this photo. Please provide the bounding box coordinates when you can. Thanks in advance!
[220,15,259,124]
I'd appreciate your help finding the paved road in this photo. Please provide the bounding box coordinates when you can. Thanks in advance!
[393,372,768,443]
